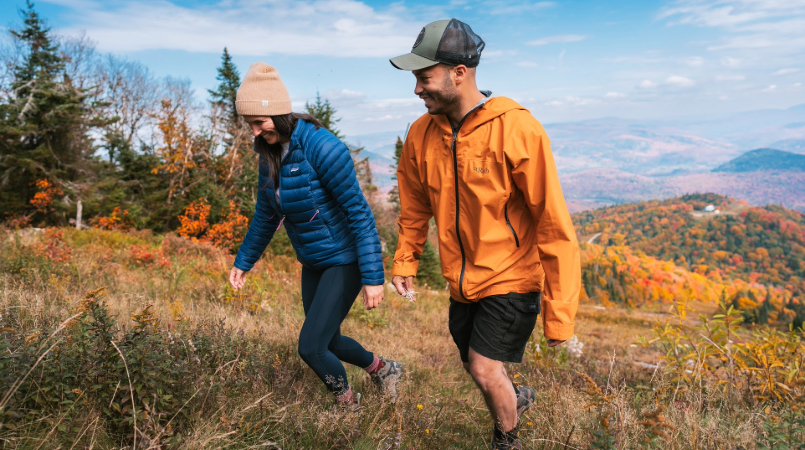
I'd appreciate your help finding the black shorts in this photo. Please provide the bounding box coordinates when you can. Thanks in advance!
[449,292,541,364]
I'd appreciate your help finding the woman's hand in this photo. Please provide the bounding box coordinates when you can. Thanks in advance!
[362,284,384,310]
[230,267,247,290]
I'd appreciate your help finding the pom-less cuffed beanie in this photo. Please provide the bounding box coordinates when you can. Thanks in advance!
[236,62,292,116]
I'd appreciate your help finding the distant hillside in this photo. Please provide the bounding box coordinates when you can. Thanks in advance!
[573,194,805,297]
[713,148,805,172]
[561,168,805,213]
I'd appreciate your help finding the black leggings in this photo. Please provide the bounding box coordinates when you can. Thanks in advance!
[298,263,374,393]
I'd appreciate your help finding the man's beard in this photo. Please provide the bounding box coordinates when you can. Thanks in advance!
[424,79,460,117]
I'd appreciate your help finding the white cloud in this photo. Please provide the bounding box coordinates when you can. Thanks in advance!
[795,82,803,87]
[666,75,696,87]
[48,0,421,57]
[324,88,366,104]
[715,74,745,81]
[516,61,539,67]
[660,0,805,54]
[639,79,658,89]
[526,34,586,46]
[762,84,777,92]
[605,91,627,98]
[721,57,742,67]
[684,56,705,67]
[719,95,729,100]
[774,68,801,75]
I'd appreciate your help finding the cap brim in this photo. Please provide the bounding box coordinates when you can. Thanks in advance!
[389,52,439,71]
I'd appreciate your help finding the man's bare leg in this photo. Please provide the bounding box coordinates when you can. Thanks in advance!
[464,348,518,431]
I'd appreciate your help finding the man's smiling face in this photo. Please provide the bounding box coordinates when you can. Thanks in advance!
[413,64,459,116]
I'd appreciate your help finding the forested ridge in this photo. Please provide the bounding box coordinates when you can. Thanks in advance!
[574,193,805,327]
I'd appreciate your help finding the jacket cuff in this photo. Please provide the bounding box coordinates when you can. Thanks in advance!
[391,260,419,278]
[361,276,386,286]
[542,320,575,341]
[233,253,255,272]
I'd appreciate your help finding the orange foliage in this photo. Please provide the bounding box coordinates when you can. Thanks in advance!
[30,179,63,214]
[92,207,133,231]
[177,199,210,240]
[129,244,170,267]
[34,228,72,263]
[205,201,249,252]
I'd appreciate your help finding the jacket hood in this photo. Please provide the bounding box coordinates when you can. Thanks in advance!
[433,96,527,136]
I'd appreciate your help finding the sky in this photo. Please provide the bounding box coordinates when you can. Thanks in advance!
[2,0,804,136]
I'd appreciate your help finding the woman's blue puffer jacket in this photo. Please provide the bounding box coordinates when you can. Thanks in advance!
[233,119,385,285]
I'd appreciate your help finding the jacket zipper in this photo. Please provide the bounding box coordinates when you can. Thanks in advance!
[449,97,488,301]
[504,204,520,248]
[451,131,468,301]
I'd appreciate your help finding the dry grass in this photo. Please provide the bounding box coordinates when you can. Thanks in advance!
[0,227,800,449]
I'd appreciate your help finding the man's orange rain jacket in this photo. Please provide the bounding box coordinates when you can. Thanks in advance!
[391,96,581,341]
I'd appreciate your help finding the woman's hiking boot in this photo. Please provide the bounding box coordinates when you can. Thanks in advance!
[370,357,404,399]
[334,387,361,411]
[514,384,535,417]
[492,422,522,450]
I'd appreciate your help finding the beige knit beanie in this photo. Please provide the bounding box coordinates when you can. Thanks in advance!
[236,62,293,116]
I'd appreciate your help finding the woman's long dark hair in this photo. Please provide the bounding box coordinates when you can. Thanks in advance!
[254,113,323,186]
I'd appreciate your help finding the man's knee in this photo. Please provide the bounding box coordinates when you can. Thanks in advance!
[468,358,503,389]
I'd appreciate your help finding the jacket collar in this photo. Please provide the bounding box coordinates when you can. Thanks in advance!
[433,95,525,137]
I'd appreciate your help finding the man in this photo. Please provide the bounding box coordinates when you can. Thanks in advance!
[389,19,581,449]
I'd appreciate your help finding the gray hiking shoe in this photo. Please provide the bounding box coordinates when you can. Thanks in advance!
[492,424,522,450]
[370,357,404,399]
[515,385,535,417]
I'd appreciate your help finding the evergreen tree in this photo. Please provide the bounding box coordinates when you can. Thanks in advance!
[305,91,343,140]
[0,1,94,220]
[208,48,240,126]
[387,136,403,212]
[417,239,443,288]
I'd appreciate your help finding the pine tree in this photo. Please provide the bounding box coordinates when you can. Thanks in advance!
[0,1,94,221]
[305,91,343,140]
[388,136,403,212]
[417,239,443,288]
[208,48,240,126]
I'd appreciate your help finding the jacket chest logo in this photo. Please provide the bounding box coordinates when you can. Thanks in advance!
[473,166,490,175]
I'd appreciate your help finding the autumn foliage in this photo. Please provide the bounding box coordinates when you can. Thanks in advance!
[205,201,250,252]
[176,198,248,252]
[91,207,133,231]
[29,179,63,214]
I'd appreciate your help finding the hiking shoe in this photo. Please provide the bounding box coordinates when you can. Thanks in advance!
[492,424,522,450]
[370,357,404,399]
[515,385,535,417]
[334,388,361,411]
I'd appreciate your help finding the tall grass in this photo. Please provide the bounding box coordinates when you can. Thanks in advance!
[1,227,803,448]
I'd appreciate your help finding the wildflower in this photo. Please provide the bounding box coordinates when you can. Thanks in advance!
[527,422,533,426]
[425,429,430,434]
[417,404,423,410]
[403,290,418,302]
[564,335,584,358]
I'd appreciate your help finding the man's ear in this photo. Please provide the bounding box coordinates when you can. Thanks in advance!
[452,65,468,86]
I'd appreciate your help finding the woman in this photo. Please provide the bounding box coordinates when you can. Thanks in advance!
[229,62,402,405]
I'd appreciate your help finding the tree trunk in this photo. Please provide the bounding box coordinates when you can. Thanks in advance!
[76,199,83,229]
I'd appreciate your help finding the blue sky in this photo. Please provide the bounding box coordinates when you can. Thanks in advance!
[2,0,804,136]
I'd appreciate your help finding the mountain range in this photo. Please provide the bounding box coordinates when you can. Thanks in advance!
[346,103,805,213]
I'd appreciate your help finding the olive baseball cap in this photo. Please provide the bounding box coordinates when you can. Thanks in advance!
[390,19,485,71]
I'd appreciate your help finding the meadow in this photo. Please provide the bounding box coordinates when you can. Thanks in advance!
[1,227,803,449]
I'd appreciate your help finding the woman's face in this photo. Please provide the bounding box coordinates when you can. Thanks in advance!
[243,116,284,145]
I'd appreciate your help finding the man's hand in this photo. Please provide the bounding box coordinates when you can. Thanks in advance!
[230,267,247,290]
[362,285,384,310]
[547,339,565,348]
[392,276,415,296]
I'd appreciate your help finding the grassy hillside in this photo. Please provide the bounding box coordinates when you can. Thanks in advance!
[713,148,805,172]
[2,227,804,448]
